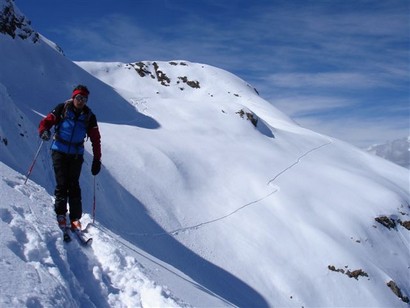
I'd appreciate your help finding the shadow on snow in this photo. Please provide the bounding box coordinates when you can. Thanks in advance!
[91,173,269,308]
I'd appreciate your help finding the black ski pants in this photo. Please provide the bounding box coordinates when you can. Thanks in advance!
[52,150,83,221]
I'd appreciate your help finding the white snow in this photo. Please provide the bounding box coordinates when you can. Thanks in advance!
[0,1,409,306]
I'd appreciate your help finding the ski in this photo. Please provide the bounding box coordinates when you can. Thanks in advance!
[72,228,93,246]
[59,223,92,246]
[62,228,72,242]
[81,223,93,233]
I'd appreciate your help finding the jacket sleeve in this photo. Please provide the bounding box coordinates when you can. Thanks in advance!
[38,103,64,135]
[88,113,102,161]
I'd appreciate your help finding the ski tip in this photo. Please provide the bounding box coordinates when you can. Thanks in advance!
[83,238,93,246]
[62,227,72,242]
[63,234,72,242]
[82,223,93,233]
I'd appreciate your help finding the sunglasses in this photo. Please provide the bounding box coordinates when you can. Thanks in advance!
[75,95,88,103]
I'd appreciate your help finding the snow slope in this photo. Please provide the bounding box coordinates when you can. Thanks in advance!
[0,162,227,307]
[1,1,409,306]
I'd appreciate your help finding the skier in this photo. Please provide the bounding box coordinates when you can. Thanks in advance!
[38,85,101,232]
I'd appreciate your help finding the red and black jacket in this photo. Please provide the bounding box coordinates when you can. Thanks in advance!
[39,100,101,160]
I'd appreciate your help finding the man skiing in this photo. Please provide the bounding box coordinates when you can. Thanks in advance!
[38,85,101,233]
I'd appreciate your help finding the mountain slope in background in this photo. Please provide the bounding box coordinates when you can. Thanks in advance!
[1,0,409,306]
[366,136,410,169]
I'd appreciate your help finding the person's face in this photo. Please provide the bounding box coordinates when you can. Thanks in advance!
[73,94,88,109]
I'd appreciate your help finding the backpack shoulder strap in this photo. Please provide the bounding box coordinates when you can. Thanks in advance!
[52,100,72,120]
[82,105,93,129]
[53,100,72,132]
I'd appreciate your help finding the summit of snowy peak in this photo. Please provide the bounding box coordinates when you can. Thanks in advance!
[0,0,64,55]
[76,59,295,127]
[0,0,39,42]
[78,60,259,96]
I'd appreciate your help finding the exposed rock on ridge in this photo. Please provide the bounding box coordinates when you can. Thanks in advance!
[0,0,39,42]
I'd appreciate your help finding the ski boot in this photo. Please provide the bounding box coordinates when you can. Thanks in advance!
[71,219,82,231]
[57,215,67,230]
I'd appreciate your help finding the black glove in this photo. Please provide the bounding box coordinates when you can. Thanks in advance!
[40,130,51,141]
[91,160,101,176]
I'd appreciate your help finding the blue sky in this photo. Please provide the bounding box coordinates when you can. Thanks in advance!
[16,0,409,148]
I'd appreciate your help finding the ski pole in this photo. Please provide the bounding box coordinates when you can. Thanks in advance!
[92,176,96,224]
[24,140,44,184]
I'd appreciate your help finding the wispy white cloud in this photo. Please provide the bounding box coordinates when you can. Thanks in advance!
[267,72,386,89]
[271,95,356,117]
[297,114,410,148]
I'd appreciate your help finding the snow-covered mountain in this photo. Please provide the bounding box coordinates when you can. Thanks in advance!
[1,1,409,307]
[366,137,410,169]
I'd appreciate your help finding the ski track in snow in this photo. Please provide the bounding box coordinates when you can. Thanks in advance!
[89,223,233,307]
[266,140,332,185]
[1,139,332,306]
[127,140,333,237]
[2,175,184,307]
[3,177,108,306]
